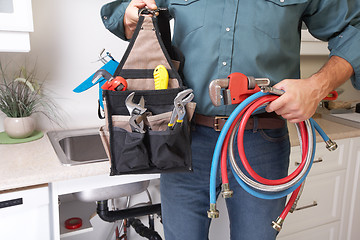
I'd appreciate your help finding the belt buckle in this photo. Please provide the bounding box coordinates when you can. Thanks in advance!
[214,116,228,131]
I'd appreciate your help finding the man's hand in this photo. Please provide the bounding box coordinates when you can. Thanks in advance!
[266,56,354,123]
[124,0,157,39]
[265,77,325,123]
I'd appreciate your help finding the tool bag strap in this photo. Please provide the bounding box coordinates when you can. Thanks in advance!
[113,9,184,89]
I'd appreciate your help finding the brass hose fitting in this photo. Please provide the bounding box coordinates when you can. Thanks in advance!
[325,139,337,151]
[271,217,284,232]
[221,183,234,198]
[207,203,219,218]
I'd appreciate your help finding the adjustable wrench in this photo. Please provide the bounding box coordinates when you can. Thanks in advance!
[208,72,270,106]
[168,89,194,129]
[125,92,148,133]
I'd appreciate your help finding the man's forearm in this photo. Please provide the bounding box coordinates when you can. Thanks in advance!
[310,55,354,99]
[266,56,355,123]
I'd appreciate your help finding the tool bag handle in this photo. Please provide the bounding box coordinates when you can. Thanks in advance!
[113,9,184,88]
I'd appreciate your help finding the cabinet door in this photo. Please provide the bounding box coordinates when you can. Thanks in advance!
[277,171,345,237]
[340,137,360,240]
[277,222,339,240]
[0,185,50,240]
[0,0,34,52]
[289,139,349,176]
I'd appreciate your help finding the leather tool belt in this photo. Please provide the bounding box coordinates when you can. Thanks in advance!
[194,112,285,131]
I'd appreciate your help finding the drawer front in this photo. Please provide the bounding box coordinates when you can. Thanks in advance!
[0,186,50,239]
[289,139,349,176]
[278,171,345,235]
[278,222,340,240]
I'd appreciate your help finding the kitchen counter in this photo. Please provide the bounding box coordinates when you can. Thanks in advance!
[0,132,113,191]
[1,118,360,192]
[287,117,360,146]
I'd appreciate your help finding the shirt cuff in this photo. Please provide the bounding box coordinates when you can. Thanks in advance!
[101,2,130,41]
[328,25,360,90]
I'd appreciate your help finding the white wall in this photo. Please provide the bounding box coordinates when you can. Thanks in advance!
[300,55,360,101]
[0,0,128,131]
[0,2,359,132]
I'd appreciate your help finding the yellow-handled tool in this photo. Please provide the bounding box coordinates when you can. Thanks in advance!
[153,65,169,90]
[168,89,194,129]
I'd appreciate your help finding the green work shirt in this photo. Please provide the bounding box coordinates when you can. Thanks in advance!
[101,0,360,116]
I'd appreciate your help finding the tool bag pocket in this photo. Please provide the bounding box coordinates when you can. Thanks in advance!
[112,127,150,172]
[147,120,191,170]
[100,93,194,175]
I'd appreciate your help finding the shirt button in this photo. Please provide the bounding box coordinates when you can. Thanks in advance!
[226,27,230,32]
[222,62,227,66]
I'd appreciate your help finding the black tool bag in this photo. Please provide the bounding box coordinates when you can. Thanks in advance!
[100,9,195,176]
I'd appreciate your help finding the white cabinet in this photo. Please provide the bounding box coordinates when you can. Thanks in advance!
[0,185,50,239]
[49,174,160,240]
[278,222,340,240]
[209,137,359,240]
[300,29,329,56]
[278,138,360,240]
[0,0,34,52]
[339,137,360,240]
[278,171,345,235]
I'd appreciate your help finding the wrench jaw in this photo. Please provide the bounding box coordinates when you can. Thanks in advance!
[129,114,147,133]
[208,78,230,107]
[209,73,271,106]
[129,115,143,133]
[125,92,148,133]
[125,92,146,115]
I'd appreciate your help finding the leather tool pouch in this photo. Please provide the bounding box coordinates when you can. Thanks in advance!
[100,9,195,175]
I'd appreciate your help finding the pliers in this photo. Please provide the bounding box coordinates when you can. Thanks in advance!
[168,89,194,129]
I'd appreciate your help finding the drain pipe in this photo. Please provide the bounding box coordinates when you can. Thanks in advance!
[97,200,161,222]
[128,217,162,240]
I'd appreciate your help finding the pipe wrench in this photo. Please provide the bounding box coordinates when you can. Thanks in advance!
[168,89,194,129]
[208,72,270,106]
[125,92,148,133]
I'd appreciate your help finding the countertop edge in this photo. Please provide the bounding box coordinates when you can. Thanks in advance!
[1,118,360,191]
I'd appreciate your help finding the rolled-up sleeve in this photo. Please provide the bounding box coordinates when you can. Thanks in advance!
[328,25,360,89]
[303,0,360,89]
[100,1,130,41]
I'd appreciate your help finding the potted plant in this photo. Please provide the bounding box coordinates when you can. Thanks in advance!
[0,61,58,139]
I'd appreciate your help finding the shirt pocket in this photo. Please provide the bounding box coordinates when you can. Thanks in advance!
[169,0,206,37]
[254,0,308,39]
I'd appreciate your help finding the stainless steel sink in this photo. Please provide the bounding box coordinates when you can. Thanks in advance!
[48,128,151,202]
[47,128,108,166]
[73,180,150,202]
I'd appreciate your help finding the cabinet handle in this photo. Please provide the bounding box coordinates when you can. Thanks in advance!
[295,157,323,166]
[0,198,23,209]
[294,201,318,211]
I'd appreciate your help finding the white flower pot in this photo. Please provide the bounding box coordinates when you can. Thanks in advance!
[4,116,36,139]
